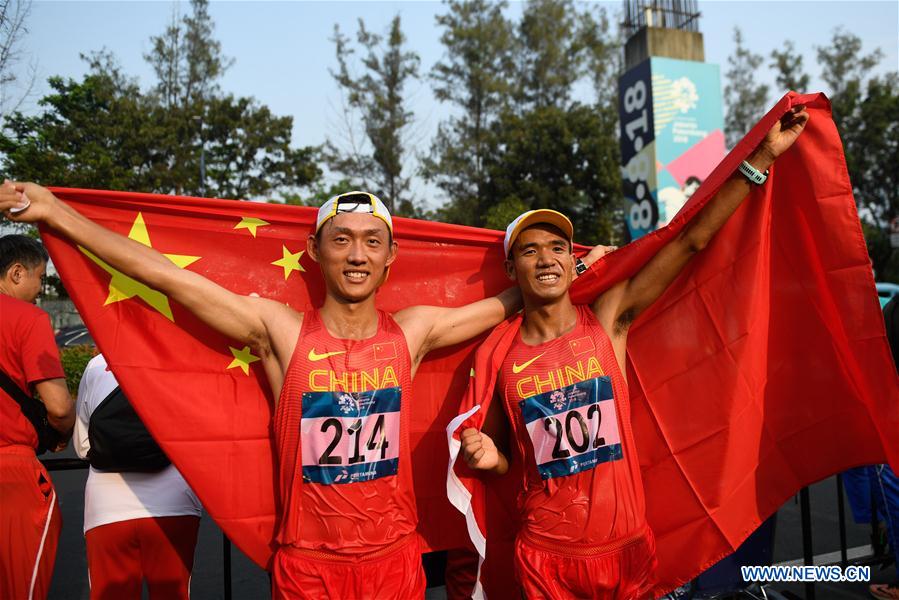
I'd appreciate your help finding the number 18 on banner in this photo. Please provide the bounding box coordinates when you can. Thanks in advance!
[618,60,658,240]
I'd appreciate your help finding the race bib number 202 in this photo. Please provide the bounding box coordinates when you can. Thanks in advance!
[519,377,622,480]
[301,387,400,485]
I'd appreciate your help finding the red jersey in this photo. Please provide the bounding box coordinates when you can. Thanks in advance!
[0,295,65,448]
[274,309,417,555]
[498,305,646,546]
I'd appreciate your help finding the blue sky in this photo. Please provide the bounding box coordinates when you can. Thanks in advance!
[11,1,899,204]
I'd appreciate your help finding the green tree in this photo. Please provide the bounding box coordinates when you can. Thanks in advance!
[769,40,810,94]
[274,178,356,207]
[0,52,164,191]
[423,0,515,224]
[724,27,769,148]
[428,0,623,242]
[326,15,420,216]
[0,0,36,117]
[516,0,587,109]
[1,2,321,202]
[482,103,623,244]
[143,0,236,195]
[201,94,321,200]
[581,5,622,107]
[816,28,897,280]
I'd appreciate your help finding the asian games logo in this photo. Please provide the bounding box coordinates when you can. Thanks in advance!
[338,393,358,415]
[671,77,699,113]
[550,390,566,411]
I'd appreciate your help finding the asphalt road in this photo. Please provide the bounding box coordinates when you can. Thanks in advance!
[46,450,895,599]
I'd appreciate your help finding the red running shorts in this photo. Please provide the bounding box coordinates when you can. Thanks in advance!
[0,445,61,600]
[272,534,426,600]
[514,527,658,599]
[85,515,200,600]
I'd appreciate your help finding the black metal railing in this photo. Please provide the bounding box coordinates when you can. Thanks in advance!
[622,0,701,37]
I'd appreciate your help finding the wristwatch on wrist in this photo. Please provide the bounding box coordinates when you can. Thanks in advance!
[575,258,588,276]
[738,160,769,185]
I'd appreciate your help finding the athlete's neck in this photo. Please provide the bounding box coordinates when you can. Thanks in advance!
[520,293,578,345]
[319,293,380,340]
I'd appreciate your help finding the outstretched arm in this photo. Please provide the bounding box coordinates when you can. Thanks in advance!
[593,106,810,334]
[397,244,616,367]
[0,183,292,355]
[395,286,521,367]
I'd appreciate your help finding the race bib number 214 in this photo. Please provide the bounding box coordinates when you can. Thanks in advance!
[519,377,622,480]
[301,387,400,485]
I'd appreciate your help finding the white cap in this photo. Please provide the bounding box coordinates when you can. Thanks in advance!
[503,209,574,256]
[316,191,393,234]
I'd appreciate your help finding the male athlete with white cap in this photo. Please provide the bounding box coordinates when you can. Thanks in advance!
[457,106,809,598]
[0,184,607,598]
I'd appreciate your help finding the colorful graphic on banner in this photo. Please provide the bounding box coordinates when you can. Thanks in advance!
[619,57,726,239]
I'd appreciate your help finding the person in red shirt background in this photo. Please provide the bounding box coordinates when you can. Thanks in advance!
[0,234,75,600]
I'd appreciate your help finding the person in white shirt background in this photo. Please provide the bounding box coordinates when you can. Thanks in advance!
[75,354,202,600]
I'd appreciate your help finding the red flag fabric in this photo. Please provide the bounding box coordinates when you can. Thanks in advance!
[40,92,898,592]
[446,91,899,596]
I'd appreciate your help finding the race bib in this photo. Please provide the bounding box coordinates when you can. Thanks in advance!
[519,377,622,480]
[300,386,401,485]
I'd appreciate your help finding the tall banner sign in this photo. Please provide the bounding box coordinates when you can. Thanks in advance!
[619,57,726,240]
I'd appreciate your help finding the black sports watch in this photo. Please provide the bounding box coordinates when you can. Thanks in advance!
[575,258,588,276]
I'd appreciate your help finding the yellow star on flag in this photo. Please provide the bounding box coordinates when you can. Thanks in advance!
[79,212,201,321]
[272,245,305,280]
[227,345,260,375]
[234,217,270,238]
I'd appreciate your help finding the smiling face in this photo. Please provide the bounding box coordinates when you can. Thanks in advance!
[505,223,575,305]
[308,212,397,304]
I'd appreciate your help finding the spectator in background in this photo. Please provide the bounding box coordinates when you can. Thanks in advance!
[75,353,202,600]
[0,234,74,600]
[869,295,899,600]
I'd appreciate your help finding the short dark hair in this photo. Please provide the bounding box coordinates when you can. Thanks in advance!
[0,235,49,276]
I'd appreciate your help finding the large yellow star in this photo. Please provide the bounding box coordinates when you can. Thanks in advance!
[227,345,260,375]
[234,217,270,238]
[79,212,201,321]
[271,245,305,280]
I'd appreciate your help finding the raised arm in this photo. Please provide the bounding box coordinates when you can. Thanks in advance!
[593,106,809,334]
[0,183,291,355]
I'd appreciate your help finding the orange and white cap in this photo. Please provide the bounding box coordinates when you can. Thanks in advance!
[316,191,393,234]
[503,209,573,256]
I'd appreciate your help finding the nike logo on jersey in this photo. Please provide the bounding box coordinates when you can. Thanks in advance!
[512,353,545,374]
[308,348,347,362]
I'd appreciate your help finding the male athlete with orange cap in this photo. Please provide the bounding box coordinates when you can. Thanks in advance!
[0,184,608,598]
[456,106,809,598]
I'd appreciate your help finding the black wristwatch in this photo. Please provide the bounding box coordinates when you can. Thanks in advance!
[575,258,587,276]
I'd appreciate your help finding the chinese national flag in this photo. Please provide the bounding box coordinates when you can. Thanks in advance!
[40,92,898,594]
